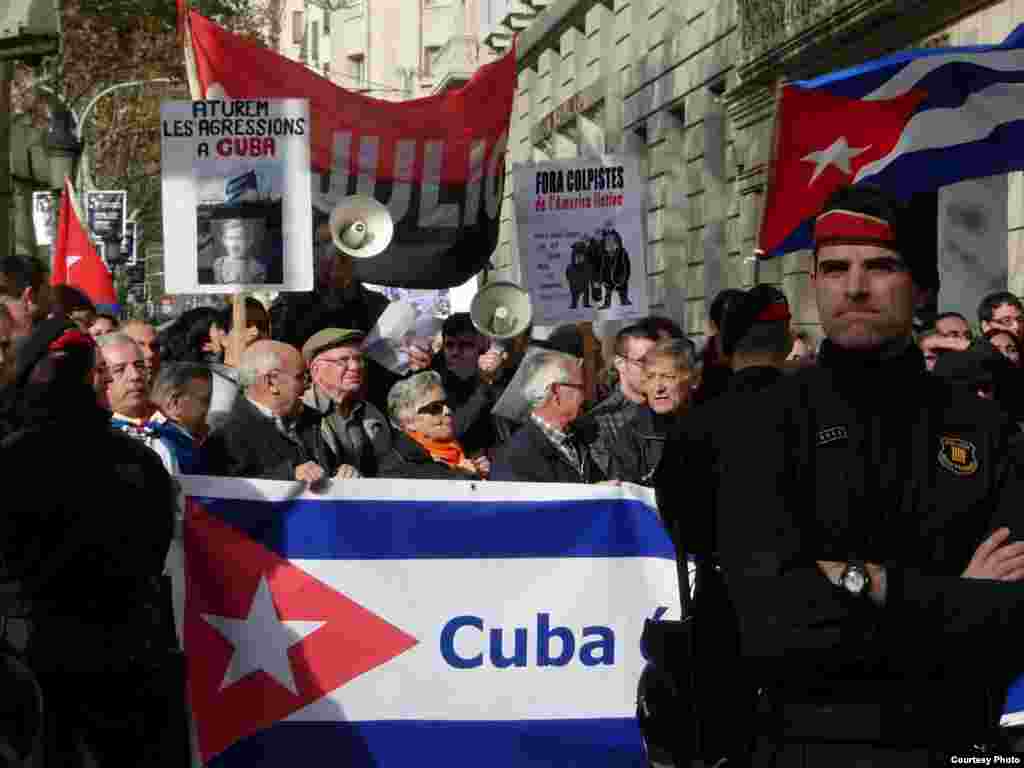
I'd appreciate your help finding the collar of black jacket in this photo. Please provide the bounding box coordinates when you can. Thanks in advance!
[817,337,925,386]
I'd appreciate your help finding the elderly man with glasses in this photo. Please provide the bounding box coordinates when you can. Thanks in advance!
[204,340,329,486]
[301,328,392,479]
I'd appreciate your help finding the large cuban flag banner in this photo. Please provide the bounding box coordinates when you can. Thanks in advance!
[759,24,1024,259]
[177,476,679,766]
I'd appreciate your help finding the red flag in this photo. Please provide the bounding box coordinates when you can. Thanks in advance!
[186,10,515,288]
[51,179,118,306]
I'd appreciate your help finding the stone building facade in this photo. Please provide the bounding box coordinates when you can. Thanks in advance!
[484,0,1021,343]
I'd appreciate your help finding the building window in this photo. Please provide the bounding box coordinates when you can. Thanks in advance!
[348,54,365,86]
[311,21,319,63]
[322,7,331,33]
[422,45,440,77]
[292,11,304,45]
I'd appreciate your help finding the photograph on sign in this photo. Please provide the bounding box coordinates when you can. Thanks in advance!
[32,191,58,246]
[160,98,313,294]
[514,155,648,326]
[86,191,127,243]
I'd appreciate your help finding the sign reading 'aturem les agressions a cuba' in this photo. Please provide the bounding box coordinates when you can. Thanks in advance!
[175,477,679,767]
[183,9,516,289]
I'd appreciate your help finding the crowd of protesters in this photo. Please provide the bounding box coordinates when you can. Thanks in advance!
[4,182,1024,765]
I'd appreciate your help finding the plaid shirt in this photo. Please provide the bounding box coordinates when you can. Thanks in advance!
[530,413,584,476]
[587,390,642,474]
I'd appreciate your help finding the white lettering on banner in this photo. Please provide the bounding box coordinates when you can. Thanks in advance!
[317,130,509,229]
[419,141,461,228]
[440,613,615,669]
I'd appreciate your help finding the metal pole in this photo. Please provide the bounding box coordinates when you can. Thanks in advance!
[0,62,12,261]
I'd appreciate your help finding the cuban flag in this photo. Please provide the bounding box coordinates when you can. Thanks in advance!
[759,24,1024,258]
[225,170,259,203]
[178,476,680,766]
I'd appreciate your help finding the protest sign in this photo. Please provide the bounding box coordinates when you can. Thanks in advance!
[514,155,648,326]
[160,98,313,294]
[85,190,126,243]
[31,190,58,247]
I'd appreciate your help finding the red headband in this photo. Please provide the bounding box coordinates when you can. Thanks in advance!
[48,328,96,352]
[814,209,896,248]
[754,302,791,322]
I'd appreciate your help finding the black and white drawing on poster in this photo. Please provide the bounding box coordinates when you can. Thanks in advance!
[85,190,127,244]
[32,191,59,246]
[514,155,648,326]
[160,98,313,294]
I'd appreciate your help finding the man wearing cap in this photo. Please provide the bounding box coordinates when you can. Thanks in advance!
[691,184,1024,765]
[301,328,392,478]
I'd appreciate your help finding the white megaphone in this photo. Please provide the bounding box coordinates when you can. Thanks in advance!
[470,281,533,351]
[328,195,394,259]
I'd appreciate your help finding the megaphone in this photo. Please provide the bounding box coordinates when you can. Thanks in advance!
[470,281,533,350]
[328,195,394,259]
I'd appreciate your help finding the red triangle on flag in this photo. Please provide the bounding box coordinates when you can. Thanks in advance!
[184,501,419,761]
[50,179,118,306]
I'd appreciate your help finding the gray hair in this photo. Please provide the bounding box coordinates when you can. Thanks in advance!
[642,339,693,373]
[151,362,212,408]
[237,345,283,389]
[95,332,139,351]
[387,370,442,425]
[521,351,581,409]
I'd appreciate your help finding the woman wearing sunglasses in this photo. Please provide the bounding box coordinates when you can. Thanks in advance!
[378,371,489,480]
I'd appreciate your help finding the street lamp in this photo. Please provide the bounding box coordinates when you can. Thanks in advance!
[44,105,80,190]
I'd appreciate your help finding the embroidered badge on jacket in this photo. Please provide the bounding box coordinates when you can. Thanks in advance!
[817,425,848,447]
[938,436,979,476]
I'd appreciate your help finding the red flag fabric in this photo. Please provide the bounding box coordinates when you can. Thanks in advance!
[186,10,515,288]
[758,84,926,258]
[51,179,118,306]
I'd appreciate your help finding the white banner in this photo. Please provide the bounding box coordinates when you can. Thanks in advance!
[514,155,649,326]
[160,99,313,294]
[31,190,59,247]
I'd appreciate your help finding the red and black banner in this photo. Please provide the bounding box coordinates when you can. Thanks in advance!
[185,10,515,289]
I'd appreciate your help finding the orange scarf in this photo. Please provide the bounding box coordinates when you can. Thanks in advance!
[406,430,473,471]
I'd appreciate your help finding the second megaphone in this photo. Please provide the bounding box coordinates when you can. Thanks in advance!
[329,195,394,259]
[470,281,533,341]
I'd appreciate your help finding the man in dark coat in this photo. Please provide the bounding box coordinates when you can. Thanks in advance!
[0,319,177,766]
[686,184,1024,766]
[491,349,604,483]
[203,340,326,484]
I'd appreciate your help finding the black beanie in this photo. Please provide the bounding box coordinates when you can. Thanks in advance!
[720,285,790,357]
[815,183,939,293]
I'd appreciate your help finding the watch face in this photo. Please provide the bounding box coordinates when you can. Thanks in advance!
[843,568,867,594]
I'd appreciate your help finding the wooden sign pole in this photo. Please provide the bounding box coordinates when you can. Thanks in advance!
[229,291,248,368]
[578,320,599,406]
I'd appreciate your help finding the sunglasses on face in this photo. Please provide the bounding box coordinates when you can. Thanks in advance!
[417,399,450,416]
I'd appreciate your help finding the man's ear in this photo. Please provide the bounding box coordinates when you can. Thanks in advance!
[246,325,262,344]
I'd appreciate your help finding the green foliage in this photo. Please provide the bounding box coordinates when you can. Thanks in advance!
[76,0,258,31]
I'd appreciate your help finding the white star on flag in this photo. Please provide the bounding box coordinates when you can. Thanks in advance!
[801,137,871,185]
[203,575,325,695]
[66,255,81,274]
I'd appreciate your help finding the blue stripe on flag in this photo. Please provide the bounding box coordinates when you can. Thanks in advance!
[192,496,674,560]
[208,718,648,767]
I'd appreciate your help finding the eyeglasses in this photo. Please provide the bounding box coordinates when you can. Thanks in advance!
[318,354,365,369]
[555,381,584,393]
[617,355,645,369]
[416,399,450,416]
[646,371,687,386]
[272,369,311,386]
[444,340,481,353]
[990,315,1022,329]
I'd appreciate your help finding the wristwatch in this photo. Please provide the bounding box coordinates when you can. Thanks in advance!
[839,560,871,597]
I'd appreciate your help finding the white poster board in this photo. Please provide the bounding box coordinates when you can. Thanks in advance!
[514,155,648,326]
[160,99,313,294]
[31,190,58,247]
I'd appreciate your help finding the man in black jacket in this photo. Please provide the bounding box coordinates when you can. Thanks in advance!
[203,340,326,484]
[491,349,604,483]
[695,184,1024,766]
